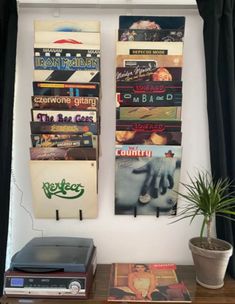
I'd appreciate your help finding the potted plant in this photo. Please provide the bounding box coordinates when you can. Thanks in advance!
[174,171,235,289]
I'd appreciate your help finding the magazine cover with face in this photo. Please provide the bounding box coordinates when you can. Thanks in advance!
[115,145,182,215]
[108,263,191,302]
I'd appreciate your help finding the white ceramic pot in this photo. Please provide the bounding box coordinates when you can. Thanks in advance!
[189,237,233,289]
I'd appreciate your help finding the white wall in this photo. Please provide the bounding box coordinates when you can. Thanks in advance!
[7,5,212,267]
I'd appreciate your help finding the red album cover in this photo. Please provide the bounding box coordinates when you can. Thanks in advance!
[107,263,191,303]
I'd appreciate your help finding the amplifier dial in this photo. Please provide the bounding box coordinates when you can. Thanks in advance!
[68,281,81,295]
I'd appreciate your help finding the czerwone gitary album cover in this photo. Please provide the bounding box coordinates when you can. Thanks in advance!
[29,160,98,219]
[108,263,191,303]
[115,145,182,215]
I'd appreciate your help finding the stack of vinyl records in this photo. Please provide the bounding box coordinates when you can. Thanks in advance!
[115,16,185,216]
[29,20,101,219]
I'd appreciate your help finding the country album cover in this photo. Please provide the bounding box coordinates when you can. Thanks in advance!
[116,107,181,121]
[116,41,183,56]
[34,31,100,45]
[116,55,183,68]
[29,160,98,219]
[32,96,99,110]
[119,16,185,30]
[107,263,191,303]
[118,29,184,42]
[115,145,182,215]
[34,19,100,33]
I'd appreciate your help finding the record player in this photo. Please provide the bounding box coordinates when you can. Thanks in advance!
[4,237,97,299]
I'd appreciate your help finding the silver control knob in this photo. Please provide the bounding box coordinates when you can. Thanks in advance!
[69,281,81,295]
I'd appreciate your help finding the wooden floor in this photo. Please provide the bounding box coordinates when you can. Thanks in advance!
[1,265,235,304]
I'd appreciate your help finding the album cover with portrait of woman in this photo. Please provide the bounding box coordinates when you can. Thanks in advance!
[107,263,191,303]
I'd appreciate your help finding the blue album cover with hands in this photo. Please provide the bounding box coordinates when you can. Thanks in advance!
[115,145,182,215]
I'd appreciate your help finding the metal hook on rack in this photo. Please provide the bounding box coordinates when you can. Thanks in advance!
[125,0,133,16]
[56,209,60,221]
[51,0,60,17]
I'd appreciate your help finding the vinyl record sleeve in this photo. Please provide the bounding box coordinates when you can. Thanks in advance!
[29,147,97,160]
[116,67,182,82]
[32,96,99,110]
[34,19,100,33]
[116,107,181,121]
[34,42,100,51]
[35,31,100,45]
[118,28,184,42]
[119,16,185,30]
[29,160,98,219]
[33,81,99,97]
[31,109,97,123]
[115,145,182,215]
[116,55,183,68]
[33,70,100,83]
[116,42,183,56]
[108,263,191,302]
[34,56,100,71]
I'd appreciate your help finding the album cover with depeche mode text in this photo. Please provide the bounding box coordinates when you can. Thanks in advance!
[29,160,98,219]
[107,263,191,302]
[115,145,182,215]
[116,42,183,56]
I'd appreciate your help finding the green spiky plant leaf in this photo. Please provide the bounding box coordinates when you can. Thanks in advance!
[173,171,235,249]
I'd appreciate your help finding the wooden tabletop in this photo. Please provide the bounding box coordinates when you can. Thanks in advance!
[1,265,235,304]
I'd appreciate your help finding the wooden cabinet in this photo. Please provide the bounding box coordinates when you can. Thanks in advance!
[1,265,235,304]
